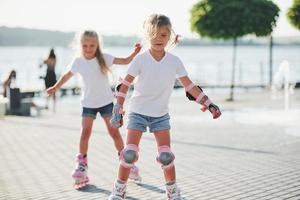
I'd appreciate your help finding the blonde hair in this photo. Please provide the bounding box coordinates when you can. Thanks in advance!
[80,30,109,75]
[143,14,179,50]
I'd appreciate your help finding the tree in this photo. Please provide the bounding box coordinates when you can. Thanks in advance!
[190,0,279,101]
[287,0,300,30]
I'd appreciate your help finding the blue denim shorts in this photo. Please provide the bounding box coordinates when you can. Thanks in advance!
[82,102,113,119]
[127,112,170,133]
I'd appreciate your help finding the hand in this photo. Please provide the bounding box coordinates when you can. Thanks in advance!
[46,86,56,96]
[110,103,124,128]
[134,43,142,54]
[208,103,221,119]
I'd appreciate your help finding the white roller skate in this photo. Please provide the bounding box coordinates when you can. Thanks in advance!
[166,182,183,200]
[71,153,89,189]
[129,164,142,182]
[108,180,127,200]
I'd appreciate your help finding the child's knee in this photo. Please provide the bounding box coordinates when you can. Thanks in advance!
[81,127,92,139]
[82,126,92,133]
[156,145,175,170]
[108,128,121,139]
[119,144,139,168]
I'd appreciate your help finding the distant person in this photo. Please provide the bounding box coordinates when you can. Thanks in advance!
[108,14,221,200]
[40,48,57,111]
[3,70,42,115]
[46,30,142,189]
[3,70,16,97]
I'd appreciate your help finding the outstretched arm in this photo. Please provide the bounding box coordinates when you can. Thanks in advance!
[113,44,142,65]
[110,74,135,128]
[178,76,221,119]
[47,70,73,96]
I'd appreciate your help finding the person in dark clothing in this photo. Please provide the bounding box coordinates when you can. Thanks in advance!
[3,70,43,115]
[3,70,16,97]
[40,48,57,111]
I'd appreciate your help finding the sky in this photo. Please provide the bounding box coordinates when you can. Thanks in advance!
[0,0,299,38]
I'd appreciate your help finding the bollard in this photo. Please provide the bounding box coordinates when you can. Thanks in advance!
[281,61,290,110]
[272,60,291,110]
[279,60,290,110]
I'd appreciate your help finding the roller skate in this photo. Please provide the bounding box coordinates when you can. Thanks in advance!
[129,164,142,182]
[166,182,183,200]
[71,153,89,189]
[108,180,127,200]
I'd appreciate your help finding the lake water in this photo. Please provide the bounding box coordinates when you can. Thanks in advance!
[0,45,299,92]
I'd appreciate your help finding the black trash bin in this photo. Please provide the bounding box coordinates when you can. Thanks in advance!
[7,88,31,116]
[8,88,21,115]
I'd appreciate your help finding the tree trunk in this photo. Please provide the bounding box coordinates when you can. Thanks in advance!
[269,35,273,87]
[228,38,237,101]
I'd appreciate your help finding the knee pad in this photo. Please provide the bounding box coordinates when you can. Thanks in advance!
[156,145,175,170]
[120,144,139,168]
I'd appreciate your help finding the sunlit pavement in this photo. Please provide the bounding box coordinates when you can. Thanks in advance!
[1,89,300,200]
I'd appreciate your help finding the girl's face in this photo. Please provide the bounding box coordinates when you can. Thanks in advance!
[81,36,98,59]
[149,26,170,52]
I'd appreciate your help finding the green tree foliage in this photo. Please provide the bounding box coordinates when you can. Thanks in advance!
[190,0,279,100]
[287,0,300,30]
[191,0,279,39]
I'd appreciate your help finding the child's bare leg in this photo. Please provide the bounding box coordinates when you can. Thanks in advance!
[79,116,94,155]
[154,130,176,183]
[72,116,93,188]
[118,129,142,182]
[154,130,182,199]
[103,116,124,153]
[109,130,142,199]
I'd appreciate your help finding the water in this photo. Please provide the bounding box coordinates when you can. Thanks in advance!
[0,45,299,92]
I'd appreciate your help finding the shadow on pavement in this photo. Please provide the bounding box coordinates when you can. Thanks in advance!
[76,184,110,194]
[136,182,165,194]
[77,184,139,200]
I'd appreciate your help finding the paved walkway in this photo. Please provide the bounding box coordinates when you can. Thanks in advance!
[1,90,300,199]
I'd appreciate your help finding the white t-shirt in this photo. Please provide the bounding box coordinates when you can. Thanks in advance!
[127,50,188,117]
[68,54,115,108]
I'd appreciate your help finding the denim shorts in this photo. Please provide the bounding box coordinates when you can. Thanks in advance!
[82,102,113,119]
[127,112,170,133]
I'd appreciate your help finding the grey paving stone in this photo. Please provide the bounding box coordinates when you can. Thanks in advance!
[1,93,300,200]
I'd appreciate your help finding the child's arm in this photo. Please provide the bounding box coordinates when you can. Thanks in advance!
[178,76,221,119]
[110,74,135,128]
[113,44,141,65]
[47,70,73,96]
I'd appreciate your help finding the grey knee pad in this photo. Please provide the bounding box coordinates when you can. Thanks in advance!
[123,150,138,164]
[120,144,139,168]
[158,152,174,166]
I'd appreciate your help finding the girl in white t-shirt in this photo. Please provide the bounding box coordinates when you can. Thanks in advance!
[109,14,221,200]
[47,30,142,189]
